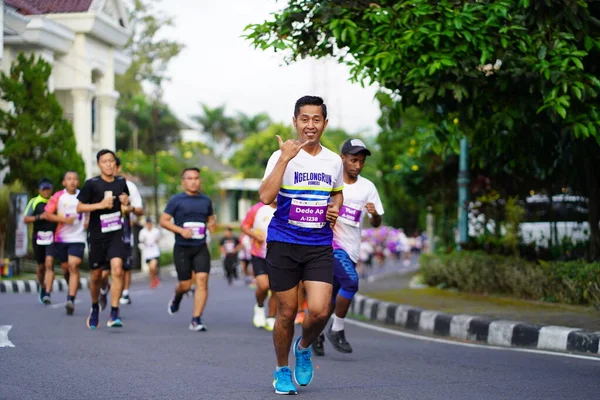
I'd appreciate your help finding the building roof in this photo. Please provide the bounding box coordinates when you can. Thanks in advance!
[5,0,93,15]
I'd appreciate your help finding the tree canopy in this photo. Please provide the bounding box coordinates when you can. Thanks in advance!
[0,54,86,193]
[116,0,184,151]
[246,0,600,258]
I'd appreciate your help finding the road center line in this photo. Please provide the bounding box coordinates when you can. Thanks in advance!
[49,299,83,309]
[345,319,600,363]
[0,325,15,348]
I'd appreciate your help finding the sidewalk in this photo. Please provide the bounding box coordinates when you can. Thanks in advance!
[355,269,600,356]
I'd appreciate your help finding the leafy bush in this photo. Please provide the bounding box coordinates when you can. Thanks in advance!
[159,251,173,267]
[420,251,600,306]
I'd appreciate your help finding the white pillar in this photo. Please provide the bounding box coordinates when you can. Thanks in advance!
[96,91,119,151]
[71,88,94,178]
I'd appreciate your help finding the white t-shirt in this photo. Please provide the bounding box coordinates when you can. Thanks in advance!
[124,180,143,243]
[263,146,344,246]
[332,175,384,263]
[139,226,161,259]
[242,202,276,258]
[45,189,87,243]
[359,241,374,262]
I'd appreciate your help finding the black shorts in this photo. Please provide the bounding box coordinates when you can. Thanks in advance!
[174,244,211,281]
[266,241,333,292]
[251,256,268,277]
[88,232,127,271]
[51,242,85,263]
[145,257,160,265]
[32,242,51,265]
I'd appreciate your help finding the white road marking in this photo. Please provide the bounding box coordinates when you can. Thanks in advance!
[346,319,600,363]
[49,299,82,309]
[0,325,15,348]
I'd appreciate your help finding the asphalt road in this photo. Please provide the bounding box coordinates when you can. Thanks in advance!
[1,267,598,400]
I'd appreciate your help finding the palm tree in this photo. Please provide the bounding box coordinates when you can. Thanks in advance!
[236,111,271,139]
[190,104,238,158]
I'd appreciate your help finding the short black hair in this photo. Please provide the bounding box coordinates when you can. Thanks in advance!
[294,96,327,120]
[115,157,122,167]
[181,167,200,177]
[62,170,78,180]
[96,149,116,162]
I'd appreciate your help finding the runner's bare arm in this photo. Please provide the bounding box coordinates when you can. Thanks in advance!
[259,136,309,204]
[76,197,112,213]
[159,211,193,239]
[241,223,264,242]
[44,213,75,225]
[207,215,216,232]
[365,202,382,228]
[23,214,36,224]
[326,190,344,226]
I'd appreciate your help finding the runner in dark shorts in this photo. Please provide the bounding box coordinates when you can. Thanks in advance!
[77,149,130,329]
[23,178,56,305]
[160,167,216,332]
[259,95,344,395]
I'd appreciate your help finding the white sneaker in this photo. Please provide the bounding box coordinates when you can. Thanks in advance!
[265,317,275,332]
[253,304,266,328]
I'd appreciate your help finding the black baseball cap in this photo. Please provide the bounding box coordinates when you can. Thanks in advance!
[341,138,371,156]
[38,178,53,190]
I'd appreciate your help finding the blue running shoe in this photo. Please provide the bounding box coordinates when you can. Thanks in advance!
[293,337,314,386]
[107,309,123,328]
[273,366,297,395]
[37,285,44,304]
[168,295,181,315]
[86,307,99,330]
[189,317,207,332]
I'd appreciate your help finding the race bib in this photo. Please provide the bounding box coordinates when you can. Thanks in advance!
[224,241,235,252]
[183,222,206,240]
[100,211,122,233]
[36,231,54,245]
[288,199,328,228]
[338,204,363,228]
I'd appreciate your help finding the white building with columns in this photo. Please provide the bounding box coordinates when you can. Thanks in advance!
[2,0,131,177]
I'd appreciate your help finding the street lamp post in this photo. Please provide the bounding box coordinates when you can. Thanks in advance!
[457,136,470,249]
[151,105,160,224]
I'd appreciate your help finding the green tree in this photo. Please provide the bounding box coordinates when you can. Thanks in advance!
[191,103,240,158]
[230,123,337,178]
[0,54,86,193]
[236,111,272,137]
[246,0,600,258]
[116,95,180,152]
[116,0,184,150]
[117,142,220,198]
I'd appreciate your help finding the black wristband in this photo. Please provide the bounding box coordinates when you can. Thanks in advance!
[35,214,40,221]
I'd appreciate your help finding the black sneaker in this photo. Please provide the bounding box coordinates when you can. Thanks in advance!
[42,294,52,305]
[326,327,353,354]
[65,300,75,315]
[312,333,325,357]
[99,284,109,312]
[168,295,181,315]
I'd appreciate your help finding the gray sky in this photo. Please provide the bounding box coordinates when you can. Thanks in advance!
[156,0,381,135]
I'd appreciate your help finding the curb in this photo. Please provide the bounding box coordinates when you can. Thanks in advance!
[0,278,90,294]
[350,293,600,356]
[0,260,224,294]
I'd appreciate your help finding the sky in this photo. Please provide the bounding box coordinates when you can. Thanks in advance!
[156,0,381,136]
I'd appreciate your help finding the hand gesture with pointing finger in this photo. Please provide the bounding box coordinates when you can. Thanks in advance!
[277,135,309,162]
